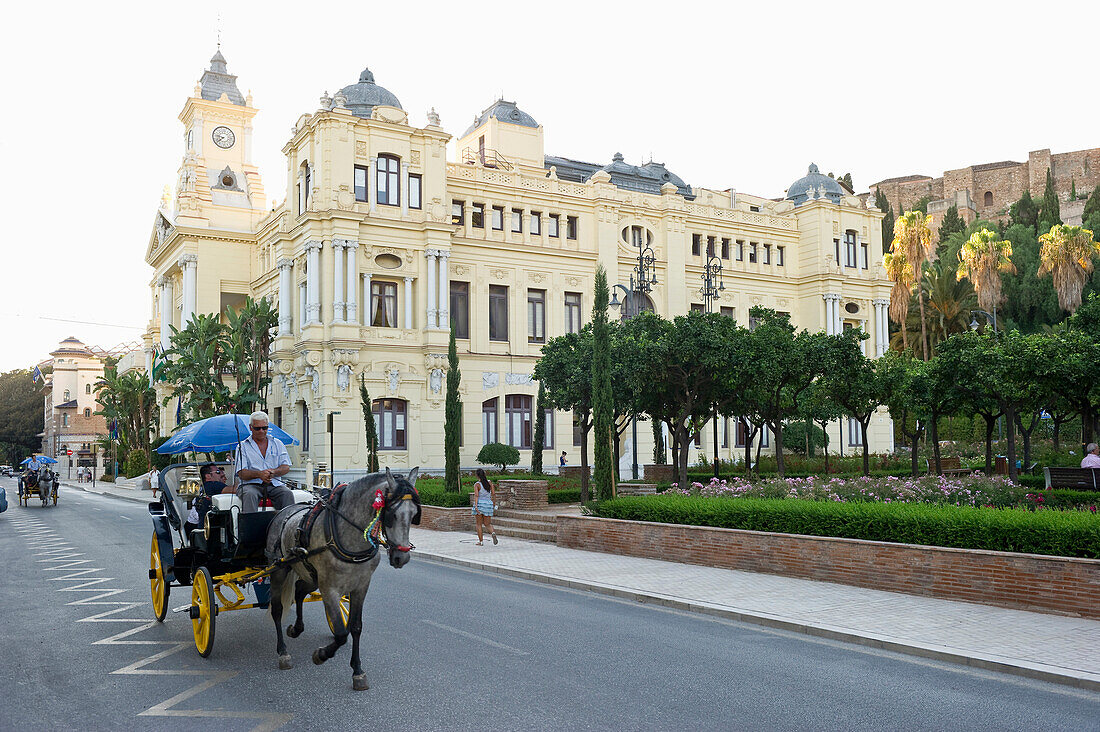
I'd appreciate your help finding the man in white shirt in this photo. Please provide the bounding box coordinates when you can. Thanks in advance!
[1082,443,1100,469]
[234,411,294,512]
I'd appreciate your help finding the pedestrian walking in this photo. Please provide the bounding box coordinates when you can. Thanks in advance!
[472,467,498,546]
[560,451,568,467]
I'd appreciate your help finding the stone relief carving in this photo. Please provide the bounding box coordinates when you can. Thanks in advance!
[490,268,508,280]
[505,373,533,386]
[424,353,447,371]
[386,368,401,394]
[482,372,499,389]
[336,364,352,392]
[429,368,443,394]
[566,276,581,287]
[453,264,470,276]
[528,272,546,284]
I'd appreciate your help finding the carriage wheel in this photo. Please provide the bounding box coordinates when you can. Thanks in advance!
[190,567,216,657]
[149,533,169,622]
[52,486,57,506]
[325,595,351,634]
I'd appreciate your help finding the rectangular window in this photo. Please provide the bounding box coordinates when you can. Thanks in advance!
[482,399,498,445]
[707,236,716,258]
[572,413,582,447]
[721,238,730,259]
[692,233,701,256]
[451,200,464,226]
[834,238,841,264]
[543,409,554,449]
[694,426,702,448]
[777,246,785,267]
[860,242,869,270]
[748,316,760,331]
[354,165,369,202]
[450,282,469,339]
[720,306,735,319]
[301,403,309,451]
[408,174,422,209]
[763,244,771,265]
[373,399,407,449]
[848,417,861,446]
[564,292,582,334]
[548,214,560,238]
[749,205,760,212]
[722,418,729,448]
[566,216,578,240]
[274,407,282,428]
[760,425,770,448]
[511,208,523,233]
[472,203,485,228]
[370,281,398,328]
[749,243,758,263]
[530,211,541,235]
[506,394,533,449]
[690,303,705,313]
[528,289,546,343]
[491,205,504,230]
[736,240,744,261]
[735,419,748,448]
[489,285,508,341]
[376,156,399,206]
[845,231,857,268]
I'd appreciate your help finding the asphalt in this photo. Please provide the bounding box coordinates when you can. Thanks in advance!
[64,478,1100,693]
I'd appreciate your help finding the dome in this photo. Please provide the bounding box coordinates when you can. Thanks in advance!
[337,67,403,119]
[50,337,93,358]
[462,99,539,138]
[785,163,846,206]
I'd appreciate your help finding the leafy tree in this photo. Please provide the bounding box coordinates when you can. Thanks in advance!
[781,421,827,457]
[0,369,45,465]
[531,381,547,475]
[875,190,895,253]
[999,224,1061,332]
[444,323,461,491]
[938,205,965,244]
[1071,178,1077,201]
[798,378,843,472]
[820,329,882,475]
[936,332,1004,473]
[1038,169,1062,232]
[1009,189,1039,232]
[125,448,149,478]
[1082,184,1100,222]
[590,265,615,500]
[891,211,937,359]
[878,353,927,477]
[1038,224,1100,313]
[95,366,156,456]
[359,375,379,472]
[956,228,1015,318]
[223,296,278,412]
[477,442,519,473]
[911,196,932,214]
[534,329,594,500]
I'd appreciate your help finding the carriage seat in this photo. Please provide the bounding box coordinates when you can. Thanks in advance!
[210,490,314,546]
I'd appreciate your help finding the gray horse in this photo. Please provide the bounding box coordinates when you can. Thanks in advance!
[37,469,55,506]
[265,467,420,690]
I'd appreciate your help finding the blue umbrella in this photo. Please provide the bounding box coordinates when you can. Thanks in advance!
[157,414,300,455]
[21,455,57,465]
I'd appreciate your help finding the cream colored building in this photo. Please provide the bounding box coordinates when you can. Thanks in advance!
[39,338,108,476]
[144,51,894,480]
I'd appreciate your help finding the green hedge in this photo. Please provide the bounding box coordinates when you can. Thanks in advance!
[588,495,1100,559]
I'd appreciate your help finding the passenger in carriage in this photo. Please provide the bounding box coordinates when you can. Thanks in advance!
[234,411,294,513]
[183,463,235,536]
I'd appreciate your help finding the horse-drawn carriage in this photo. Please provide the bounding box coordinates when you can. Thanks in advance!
[18,465,58,507]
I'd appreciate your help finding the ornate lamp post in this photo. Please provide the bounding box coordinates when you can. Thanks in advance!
[700,250,724,480]
[609,234,660,479]
[969,308,997,332]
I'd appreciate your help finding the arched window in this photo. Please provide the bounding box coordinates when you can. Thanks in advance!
[984,191,993,207]
[84,408,91,418]
[62,414,69,428]
[85,384,91,394]
[372,398,407,449]
[482,398,498,444]
[376,154,400,206]
[63,389,70,401]
[505,394,533,449]
[620,292,655,321]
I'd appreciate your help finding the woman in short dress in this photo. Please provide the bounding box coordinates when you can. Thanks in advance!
[472,468,498,545]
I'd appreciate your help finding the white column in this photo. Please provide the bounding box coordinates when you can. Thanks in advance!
[363,274,372,326]
[437,250,450,330]
[178,254,197,327]
[159,276,173,350]
[277,258,293,335]
[404,277,413,329]
[345,241,358,324]
[305,240,321,324]
[297,170,306,215]
[369,157,378,214]
[823,294,833,335]
[832,295,842,335]
[401,161,409,216]
[145,347,153,375]
[425,248,438,329]
[332,240,345,322]
[298,283,307,332]
[874,298,889,357]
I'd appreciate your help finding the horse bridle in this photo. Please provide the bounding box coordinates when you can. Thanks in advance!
[317,482,420,560]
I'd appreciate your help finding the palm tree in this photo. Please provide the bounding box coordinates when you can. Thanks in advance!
[956,228,1015,319]
[891,211,937,359]
[889,262,976,357]
[1038,224,1100,313]
[884,251,914,353]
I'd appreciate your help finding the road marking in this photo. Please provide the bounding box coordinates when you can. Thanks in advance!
[422,619,529,655]
[118,515,131,520]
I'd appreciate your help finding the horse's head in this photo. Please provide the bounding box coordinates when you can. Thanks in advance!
[380,467,419,569]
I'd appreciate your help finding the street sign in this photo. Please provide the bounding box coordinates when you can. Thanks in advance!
[66,449,73,456]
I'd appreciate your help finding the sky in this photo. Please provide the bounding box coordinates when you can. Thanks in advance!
[1,0,1096,372]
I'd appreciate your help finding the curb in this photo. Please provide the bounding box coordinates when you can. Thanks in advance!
[63,481,152,505]
[415,550,1100,693]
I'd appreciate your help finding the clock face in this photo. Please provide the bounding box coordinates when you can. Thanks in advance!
[212,126,235,149]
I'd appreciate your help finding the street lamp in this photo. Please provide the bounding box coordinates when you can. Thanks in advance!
[969,308,997,332]
[700,249,724,479]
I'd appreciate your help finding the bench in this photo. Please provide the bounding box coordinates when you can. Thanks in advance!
[1043,467,1100,490]
[925,457,971,476]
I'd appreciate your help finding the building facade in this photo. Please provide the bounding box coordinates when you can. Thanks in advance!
[39,337,107,476]
[144,51,894,479]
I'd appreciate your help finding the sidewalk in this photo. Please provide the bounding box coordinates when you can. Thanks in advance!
[411,527,1100,692]
[63,479,152,504]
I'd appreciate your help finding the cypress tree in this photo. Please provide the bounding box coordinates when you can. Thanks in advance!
[444,322,462,491]
[1010,189,1039,232]
[652,418,666,464]
[1071,178,1077,201]
[1082,184,1100,221]
[938,204,964,243]
[359,375,379,472]
[531,381,547,475]
[591,265,615,500]
[875,190,894,252]
[1038,168,1061,232]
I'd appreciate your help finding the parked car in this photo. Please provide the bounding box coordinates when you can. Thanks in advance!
[0,465,13,477]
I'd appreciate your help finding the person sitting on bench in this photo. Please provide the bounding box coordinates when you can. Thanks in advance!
[234,410,294,513]
[184,463,235,536]
[1082,443,1100,468]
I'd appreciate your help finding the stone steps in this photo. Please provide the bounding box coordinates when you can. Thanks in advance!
[491,510,558,543]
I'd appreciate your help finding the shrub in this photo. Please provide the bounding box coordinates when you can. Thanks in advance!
[125,449,149,478]
[589,495,1100,558]
[477,443,520,473]
[781,421,827,456]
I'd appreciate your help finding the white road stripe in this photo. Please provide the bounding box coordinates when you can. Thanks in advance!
[422,619,529,656]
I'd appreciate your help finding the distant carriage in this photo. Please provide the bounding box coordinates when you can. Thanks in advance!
[19,468,57,507]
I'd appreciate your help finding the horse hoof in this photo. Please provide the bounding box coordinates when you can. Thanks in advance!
[352,674,369,691]
[312,649,326,665]
[286,624,302,638]
[278,655,293,670]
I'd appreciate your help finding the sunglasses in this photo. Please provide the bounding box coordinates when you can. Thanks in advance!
[251,425,269,431]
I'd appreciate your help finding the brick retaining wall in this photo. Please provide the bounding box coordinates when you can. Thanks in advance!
[496,480,548,510]
[420,504,475,532]
[556,515,1100,619]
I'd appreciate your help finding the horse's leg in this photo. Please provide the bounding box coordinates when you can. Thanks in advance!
[312,588,348,667]
[285,580,310,638]
[348,588,370,691]
[269,568,293,670]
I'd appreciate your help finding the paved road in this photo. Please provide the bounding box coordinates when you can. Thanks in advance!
[2,479,1098,731]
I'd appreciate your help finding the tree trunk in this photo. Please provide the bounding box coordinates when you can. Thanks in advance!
[931,414,942,474]
[1005,405,1019,483]
[677,424,692,489]
[773,421,786,477]
[1017,412,1038,476]
[984,417,995,474]
[910,428,920,477]
[1052,417,1063,451]
[743,423,757,476]
[918,289,930,361]
[860,419,870,476]
[817,420,830,473]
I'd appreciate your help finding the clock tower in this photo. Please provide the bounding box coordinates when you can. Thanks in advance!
[174,48,266,229]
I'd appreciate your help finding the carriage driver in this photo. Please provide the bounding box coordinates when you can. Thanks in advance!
[24,455,43,484]
[234,411,295,513]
